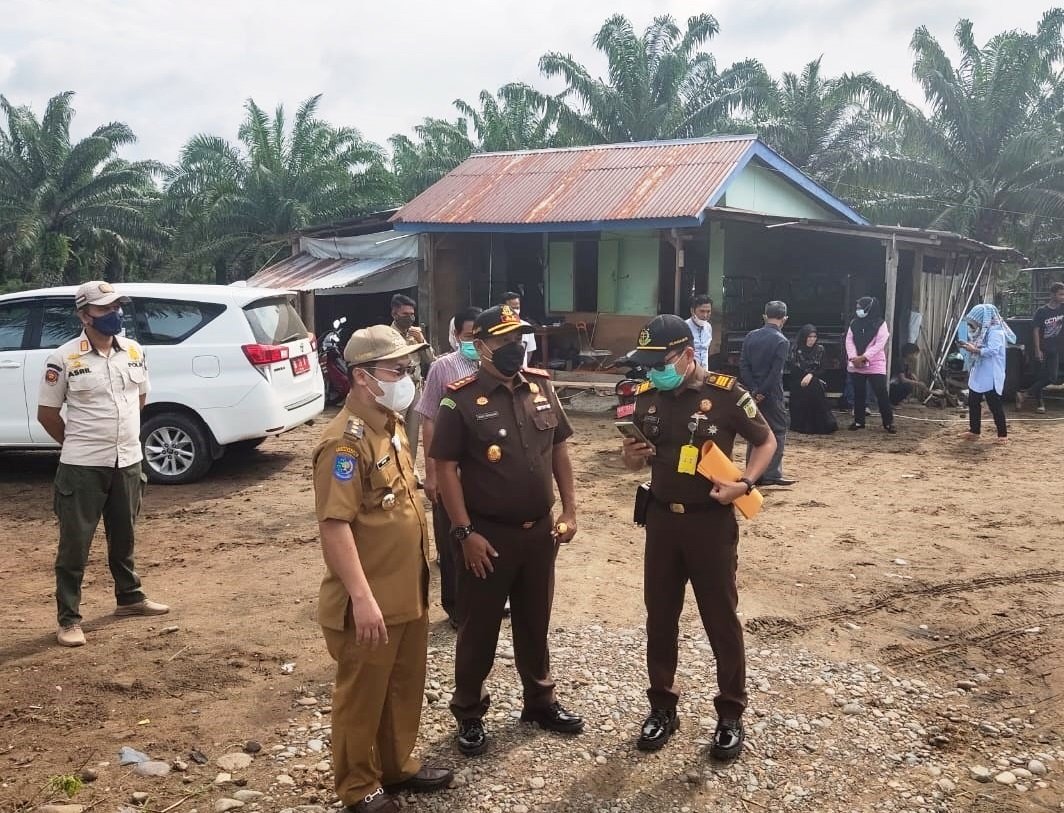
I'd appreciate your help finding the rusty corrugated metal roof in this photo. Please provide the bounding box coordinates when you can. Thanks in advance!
[392,136,758,228]
[246,254,413,292]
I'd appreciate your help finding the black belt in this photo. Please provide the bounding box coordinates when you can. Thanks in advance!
[650,494,721,514]
[471,513,549,529]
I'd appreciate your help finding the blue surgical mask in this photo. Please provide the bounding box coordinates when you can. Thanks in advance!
[459,340,479,362]
[91,309,123,336]
[855,309,868,319]
[647,361,685,391]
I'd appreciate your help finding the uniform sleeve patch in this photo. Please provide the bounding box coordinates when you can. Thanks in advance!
[45,369,59,384]
[333,452,357,481]
[634,380,656,396]
[440,397,457,410]
[737,391,758,418]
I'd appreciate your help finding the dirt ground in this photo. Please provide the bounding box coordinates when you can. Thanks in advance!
[1,401,1062,811]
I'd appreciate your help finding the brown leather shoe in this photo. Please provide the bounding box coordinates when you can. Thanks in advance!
[383,766,454,794]
[57,625,86,647]
[114,599,170,617]
[346,788,398,812]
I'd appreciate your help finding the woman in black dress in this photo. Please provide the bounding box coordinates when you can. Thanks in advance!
[789,324,838,434]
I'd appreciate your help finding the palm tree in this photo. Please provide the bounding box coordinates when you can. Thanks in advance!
[389,117,475,201]
[534,13,772,143]
[844,10,1064,244]
[0,91,161,287]
[165,95,395,282]
[456,84,569,152]
[757,57,909,180]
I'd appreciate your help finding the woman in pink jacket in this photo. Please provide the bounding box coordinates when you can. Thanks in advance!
[845,296,897,434]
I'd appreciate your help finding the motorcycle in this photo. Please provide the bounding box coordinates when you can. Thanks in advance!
[319,317,350,406]
[607,351,650,419]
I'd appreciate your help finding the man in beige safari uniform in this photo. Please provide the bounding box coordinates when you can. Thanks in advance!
[37,281,170,648]
[312,324,452,813]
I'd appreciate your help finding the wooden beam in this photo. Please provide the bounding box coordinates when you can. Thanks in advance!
[883,237,899,376]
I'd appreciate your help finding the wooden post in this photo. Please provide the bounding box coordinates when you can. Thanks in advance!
[672,233,684,314]
[884,237,899,376]
[419,234,437,351]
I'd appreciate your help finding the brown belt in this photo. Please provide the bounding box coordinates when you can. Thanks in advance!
[651,495,721,514]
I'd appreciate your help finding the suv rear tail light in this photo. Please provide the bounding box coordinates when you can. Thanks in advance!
[242,343,291,366]
[616,380,640,398]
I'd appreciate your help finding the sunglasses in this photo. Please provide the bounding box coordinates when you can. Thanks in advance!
[371,363,417,377]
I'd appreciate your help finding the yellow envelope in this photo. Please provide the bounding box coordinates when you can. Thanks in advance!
[695,441,764,520]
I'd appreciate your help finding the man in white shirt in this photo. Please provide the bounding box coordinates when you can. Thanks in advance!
[685,295,714,368]
[503,292,538,367]
[37,281,170,648]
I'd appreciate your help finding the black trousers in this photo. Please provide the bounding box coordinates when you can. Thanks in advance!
[1026,352,1060,402]
[853,373,894,428]
[969,389,1007,437]
[431,499,457,620]
[644,502,745,720]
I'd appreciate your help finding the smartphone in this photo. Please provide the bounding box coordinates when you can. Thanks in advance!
[615,420,651,446]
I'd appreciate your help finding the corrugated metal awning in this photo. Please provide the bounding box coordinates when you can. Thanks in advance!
[246,254,417,293]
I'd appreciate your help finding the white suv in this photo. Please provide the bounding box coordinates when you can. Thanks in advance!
[0,283,325,484]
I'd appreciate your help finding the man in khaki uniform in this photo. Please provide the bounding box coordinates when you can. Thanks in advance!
[37,281,170,648]
[312,324,452,813]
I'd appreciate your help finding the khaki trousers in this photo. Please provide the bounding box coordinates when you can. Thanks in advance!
[322,611,428,805]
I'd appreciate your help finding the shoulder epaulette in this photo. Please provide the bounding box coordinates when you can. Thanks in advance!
[634,380,656,396]
[522,366,550,377]
[343,417,365,440]
[447,374,478,391]
[706,372,736,391]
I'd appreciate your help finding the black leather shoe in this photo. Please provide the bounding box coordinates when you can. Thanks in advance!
[848,422,865,430]
[346,788,399,812]
[885,424,897,434]
[457,718,487,756]
[758,477,796,487]
[636,708,679,752]
[710,718,744,761]
[383,766,453,794]
[520,702,584,734]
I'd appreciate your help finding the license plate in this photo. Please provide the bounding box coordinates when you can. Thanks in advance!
[616,403,636,419]
[291,355,311,376]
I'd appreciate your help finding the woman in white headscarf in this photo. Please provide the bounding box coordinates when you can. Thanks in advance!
[958,303,1016,442]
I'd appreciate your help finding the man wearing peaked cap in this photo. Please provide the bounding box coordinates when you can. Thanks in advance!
[312,323,452,812]
[621,313,777,762]
[37,281,169,649]
[430,304,583,757]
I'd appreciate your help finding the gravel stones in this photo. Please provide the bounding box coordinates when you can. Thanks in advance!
[214,799,245,813]
[1029,759,1048,776]
[994,770,1018,785]
[132,760,171,778]
[216,752,254,772]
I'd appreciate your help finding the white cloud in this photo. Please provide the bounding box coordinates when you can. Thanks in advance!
[0,0,1053,162]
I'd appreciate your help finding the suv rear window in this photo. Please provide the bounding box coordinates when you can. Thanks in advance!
[135,298,225,345]
[0,301,32,350]
[243,297,309,345]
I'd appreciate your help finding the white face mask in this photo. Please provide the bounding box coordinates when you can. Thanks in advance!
[691,316,708,328]
[365,372,416,413]
[855,309,868,319]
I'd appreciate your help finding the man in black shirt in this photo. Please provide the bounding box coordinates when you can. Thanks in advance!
[1019,281,1064,413]
[739,301,794,486]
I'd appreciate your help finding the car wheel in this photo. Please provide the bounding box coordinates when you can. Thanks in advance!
[228,437,267,453]
[141,412,213,484]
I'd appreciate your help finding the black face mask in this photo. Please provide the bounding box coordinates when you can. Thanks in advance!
[488,340,524,377]
[395,315,414,330]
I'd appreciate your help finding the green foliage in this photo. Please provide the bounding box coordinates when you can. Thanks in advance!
[839,9,1064,246]
[46,774,83,799]
[164,95,397,282]
[532,13,773,143]
[0,91,162,288]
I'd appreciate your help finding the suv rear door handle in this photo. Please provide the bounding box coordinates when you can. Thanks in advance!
[0,361,22,369]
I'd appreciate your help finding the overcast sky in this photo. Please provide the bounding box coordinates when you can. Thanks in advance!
[0,0,1054,163]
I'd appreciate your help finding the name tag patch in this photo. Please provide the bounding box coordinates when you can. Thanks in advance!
[475,411,499,421]
[376,455,391,470]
